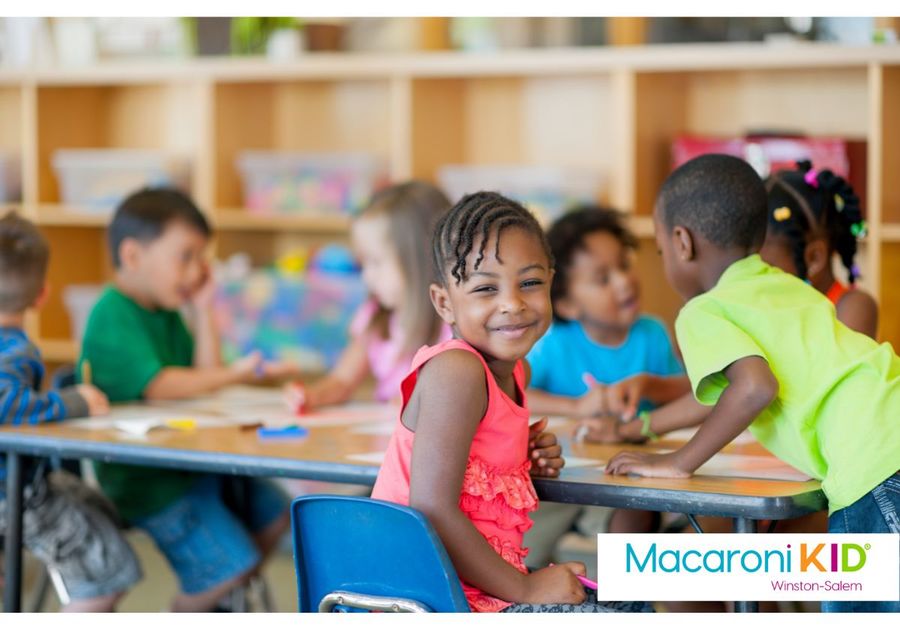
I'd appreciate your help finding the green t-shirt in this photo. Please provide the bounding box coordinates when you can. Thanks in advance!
[676,255,900,514]
[79,285,197,521]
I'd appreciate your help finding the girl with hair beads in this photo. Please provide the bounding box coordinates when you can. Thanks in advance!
[760,160,878,337]
[371,192,650,614]
[285,181,453,411]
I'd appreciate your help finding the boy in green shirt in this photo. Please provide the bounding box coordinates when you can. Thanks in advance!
[80,188,289,612]
[605,154,899,613]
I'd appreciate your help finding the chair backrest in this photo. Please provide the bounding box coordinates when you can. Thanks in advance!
[291,495,470,612]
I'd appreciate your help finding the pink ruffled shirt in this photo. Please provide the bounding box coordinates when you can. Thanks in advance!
[349,299,452,402]
[370,338,538,612]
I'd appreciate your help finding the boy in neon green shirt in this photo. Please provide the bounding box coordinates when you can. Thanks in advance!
[606,154,899,613]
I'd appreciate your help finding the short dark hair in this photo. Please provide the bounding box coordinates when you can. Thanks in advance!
[108,188,211,268]
[432,191,552,285]
[0,210,49,313]
[658,154,767,251]
[547,205,637,316]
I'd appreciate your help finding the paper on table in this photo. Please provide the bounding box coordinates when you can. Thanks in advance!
[665,427,757,445]
[297,403,397,427]
[346,451,386,465]
[694,453,812,482]
[563,456,604,468]
[352,423,396,436]
[65,415,243,436]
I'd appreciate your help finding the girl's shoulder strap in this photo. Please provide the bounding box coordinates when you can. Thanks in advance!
[400,338,488,407]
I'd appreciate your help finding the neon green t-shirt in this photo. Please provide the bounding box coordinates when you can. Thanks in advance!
[79,285,196,521]
[676,255,900,514]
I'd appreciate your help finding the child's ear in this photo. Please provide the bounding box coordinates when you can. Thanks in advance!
[804,238,829,278]
[673,225,695,261]
[119,237,142,271]
[32,283,50,309]
[429,282,455,326]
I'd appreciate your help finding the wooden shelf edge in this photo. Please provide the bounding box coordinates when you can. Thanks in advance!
[214,210,352,233]
[32,204,111,227]
[882,223,900,242]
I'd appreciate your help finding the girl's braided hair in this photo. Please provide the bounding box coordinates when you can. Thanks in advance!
[765,160,866,283]
[432,191,553,285]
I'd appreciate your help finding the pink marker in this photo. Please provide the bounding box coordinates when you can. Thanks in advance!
[576,575,598,590]
[582,373,598,389]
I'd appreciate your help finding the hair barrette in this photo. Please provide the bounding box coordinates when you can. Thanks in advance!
[850,221,868,238]
[804,169,819,188]
[773,206,792,222]
[851,264,861,279]
[834,194,845,212]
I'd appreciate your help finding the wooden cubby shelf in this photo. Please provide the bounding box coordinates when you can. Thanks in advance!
[0,43,896,358]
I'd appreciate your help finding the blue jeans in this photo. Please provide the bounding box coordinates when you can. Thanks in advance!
[132,475,288,595]
[823,472,900,613]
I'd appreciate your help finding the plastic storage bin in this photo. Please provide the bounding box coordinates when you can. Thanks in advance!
[214,268,367,373]
[0,152,22,202]
[235,151,388,215]
[63,284,104,342]
[438,164,604,224]
[52,149,191,213]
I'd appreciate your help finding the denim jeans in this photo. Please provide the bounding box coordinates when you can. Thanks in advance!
[823,472,900,613]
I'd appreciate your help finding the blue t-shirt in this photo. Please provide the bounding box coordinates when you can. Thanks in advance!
[527,315,684,412]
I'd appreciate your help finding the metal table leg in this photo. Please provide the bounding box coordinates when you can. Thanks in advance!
[3,452,25,613]
[733,517,759,613]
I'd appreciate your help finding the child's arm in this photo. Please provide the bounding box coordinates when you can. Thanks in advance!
[604,373,692,421]
[284,335,370,411]
[577,391,709,444]
[526,385,609,419]
[408,351,586,605]
[0,359,109,422]
[143,353,262,401]
[836,290,879,339]
[605,356,777,478]
[190,267,223,369]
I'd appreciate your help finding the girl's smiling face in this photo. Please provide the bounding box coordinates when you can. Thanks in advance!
[431,226,553,364]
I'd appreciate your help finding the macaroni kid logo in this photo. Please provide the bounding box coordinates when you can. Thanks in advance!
[595,534,899,602]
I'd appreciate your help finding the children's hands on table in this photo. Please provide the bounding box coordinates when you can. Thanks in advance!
[605,450,691,478]
[230,351,264,381]
[604,374,647,421]
[77,384,109,416]
[573,416,622,444]
[528,417,564,477]
[283,382,307,414]
[521,562,587,604]
[258,359,301,381]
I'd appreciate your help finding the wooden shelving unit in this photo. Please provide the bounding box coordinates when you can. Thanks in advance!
[1,42,898,361]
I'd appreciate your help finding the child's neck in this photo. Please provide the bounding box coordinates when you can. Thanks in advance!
[809,265,836,295]
[699,248,756,293]
[0,312,25,329]
[580,319,629,347]
[114,274,158,311]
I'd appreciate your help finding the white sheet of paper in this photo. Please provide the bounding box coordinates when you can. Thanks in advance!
[297,403,397,427]
[563,456,604,468]
[694,453,812,482]
[665,427,757,445]
[352,423,396,436]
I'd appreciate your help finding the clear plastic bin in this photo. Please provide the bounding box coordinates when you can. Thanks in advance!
[235,151,388,215]
[52,149,191,213]
[62,284,104,342]
[438,164,604,224]
[0,152,22,202]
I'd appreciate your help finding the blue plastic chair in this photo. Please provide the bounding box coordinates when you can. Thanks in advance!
[291,495,470,612]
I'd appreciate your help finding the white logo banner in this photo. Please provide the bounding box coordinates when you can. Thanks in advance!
[595,534,899,601]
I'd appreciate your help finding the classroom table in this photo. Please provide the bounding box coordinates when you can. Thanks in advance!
[1,391,826,613]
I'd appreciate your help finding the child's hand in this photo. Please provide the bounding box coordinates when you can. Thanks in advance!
[605,374,647,421]
[230,351,264,382]
[190,262,216,310]
[77,384,110,416]
[259,359,301,381]
[574,384,608,418]
[283,382,308,414]
[574,417,622,444]
[605,450,691,478]
[521,562,587,604]
[528,417,565,477]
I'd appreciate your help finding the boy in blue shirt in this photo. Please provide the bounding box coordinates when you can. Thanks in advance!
[0,211,141,611]
[524,207,690,563]
[528,206,689,426]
